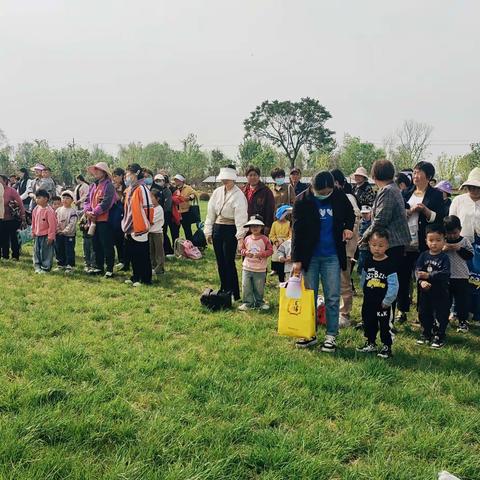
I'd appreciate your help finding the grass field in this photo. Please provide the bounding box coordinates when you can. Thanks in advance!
[1,202,480,479]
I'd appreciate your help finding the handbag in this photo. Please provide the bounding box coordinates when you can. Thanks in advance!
[189,197,201,225]
[192,222,207,250]
[278,277,316,339]
[200,288,232,311]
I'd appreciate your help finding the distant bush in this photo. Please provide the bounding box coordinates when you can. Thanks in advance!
[199,192,210,201]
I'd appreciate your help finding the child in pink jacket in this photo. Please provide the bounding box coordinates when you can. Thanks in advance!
[238,215,273,311]
[32,189,57,273]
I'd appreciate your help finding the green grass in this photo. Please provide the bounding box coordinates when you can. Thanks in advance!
[0,202,480,479]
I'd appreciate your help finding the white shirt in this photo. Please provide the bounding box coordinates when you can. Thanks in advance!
[149,205,165,233]
[204,185,248,240]
[450,193,480,242]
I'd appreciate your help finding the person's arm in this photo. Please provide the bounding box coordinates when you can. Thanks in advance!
[269,222,278,243]
[260,236,274,258]
[31,207,37,237]
[263,188,276,232]
[93,182,115,216]
[84,184,93,213]
[157,206,165,229]
[20,179,33,201]
[289,185,296,205]
[62,212,78,236]
[458,238,474,261]
[383,272,399,307]
[233,192,248,240]
[203,189,217,239]
[47,209,57,242]
[428,255,450,284]
[360,188,392,241]
[343,193,355,232]
[415,253,425,281]
[164,188,172,212]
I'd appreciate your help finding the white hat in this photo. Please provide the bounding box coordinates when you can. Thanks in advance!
[217,167,237,182]
[461,168,480,189]
[88,162,112,177]
[154,174,165,181]
[360,205,372,214]
[174,174,186,182]
[244,215,265,227]
[60,190,75,199]
[353,166,369,179]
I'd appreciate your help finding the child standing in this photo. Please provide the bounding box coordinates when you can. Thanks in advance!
[149,190,165,275]
[277,238,292,281]
[239,215,273,311]
[31,189,57,273]
[269,205,292,282]
[415,224,451,348]
[357,227,399,359]
[55,190,78,272]
[443,215,473,333]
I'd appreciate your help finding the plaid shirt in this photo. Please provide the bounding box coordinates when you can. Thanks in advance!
[361,182,411,248]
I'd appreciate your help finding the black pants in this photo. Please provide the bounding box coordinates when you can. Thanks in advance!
[180,211,193,241]
[163,211,174,255]
[450,278,470,322]
[397,250,419,313]
[362,301,393,346]
[0,219,20,259]
[92,221,115,273]
[272,261,285,282]
[125,236,152,284]
[55,235,76,267]
[113,228,126,265]
[212,224,240,300]
[418,288,450,339]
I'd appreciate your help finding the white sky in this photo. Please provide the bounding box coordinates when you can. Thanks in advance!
[1,0,479,159]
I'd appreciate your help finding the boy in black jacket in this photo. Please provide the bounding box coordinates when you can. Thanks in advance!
[415,224,451,348]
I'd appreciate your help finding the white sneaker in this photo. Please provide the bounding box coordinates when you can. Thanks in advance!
[104,271,113,278]
[238,303,251,311]
[321,335,337,353]
[115,262,125,270]
[65,266,73,273]
[124,279,133,285]
[259,303,270,311]
[132,282,142,287]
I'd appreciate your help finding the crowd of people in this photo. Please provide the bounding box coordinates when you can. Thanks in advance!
[1,159,480,358]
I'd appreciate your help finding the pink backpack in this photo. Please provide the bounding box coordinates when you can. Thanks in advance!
[182,240,202,260]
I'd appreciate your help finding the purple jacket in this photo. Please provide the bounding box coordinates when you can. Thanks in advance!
[84,178,116,221]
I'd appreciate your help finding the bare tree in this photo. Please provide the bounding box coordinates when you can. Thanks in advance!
[0,128,7,147]
[396,120,433,165]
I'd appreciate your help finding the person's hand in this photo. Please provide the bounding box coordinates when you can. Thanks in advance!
[343,229,353,241]
[381,303,389,310]
[86,212,95,221]
[420,280,431,290]
[417,204,433,219]
[237,238,244,252]
[445,242,460,251]
[47,238,54,246]
[417,271,429,280]
[278,257,285,263]
[207,235,213,245]
[292,262,302,277]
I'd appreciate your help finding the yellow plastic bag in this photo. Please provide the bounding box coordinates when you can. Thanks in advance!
[278,279,316,338]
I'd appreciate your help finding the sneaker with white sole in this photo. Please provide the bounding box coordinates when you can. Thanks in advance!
[132,282,142,287]
[259,303,270,311]
[321,335,337,353]
[295,336,318,349]
[356,342,377,353]
[115,263,125,270]
[88,268,102,275]
[238,303,251,311]
[457,322,469,333]
[416,335,432,345]
[430,336,445,349]
[124,279,133,285]
[377,345,393,359]
[104,271,114,278]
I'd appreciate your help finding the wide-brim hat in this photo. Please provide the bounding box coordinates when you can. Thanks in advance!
[60,190,75,199]
[30,163,46,172]
[217,167,237,182]
[88,162,112,177]
[244,215,265,227]
[435,180,453,195]
[461,168,480,189]
[352,166,369,179]
[154,174,165,181]
[173,174,186,182]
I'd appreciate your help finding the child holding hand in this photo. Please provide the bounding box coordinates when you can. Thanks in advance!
[239,215,273,311]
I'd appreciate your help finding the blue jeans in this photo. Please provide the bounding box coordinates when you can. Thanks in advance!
[304,255,341,336]
[33,235,54,271]
[242,270,266,307]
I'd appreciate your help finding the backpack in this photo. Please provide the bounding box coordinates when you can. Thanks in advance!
[183,240,202,260]
[192,222,207,250]
[200,288,232,311]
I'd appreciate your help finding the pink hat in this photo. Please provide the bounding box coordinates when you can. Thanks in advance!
[87,162,112,177]
[30,163,46,172]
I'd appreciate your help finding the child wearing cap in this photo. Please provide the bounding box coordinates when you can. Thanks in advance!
[269,205,292,282]
[54,191,78,271]
[239,215,273,311]
[32,189,57,273]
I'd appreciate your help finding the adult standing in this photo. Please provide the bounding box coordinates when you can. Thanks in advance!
[111,168,128,270]
[204,166,248,301]
[291,171,355,352]
[152,174,173,255]
[396,161,444,323]
[74,175,90,212]
[0,174,25,260]
[450,167,480,243]
[172,174,197,242]
[352,167,375,207]
[84,162,116,277]
[16,168,33,210]
[271,167,296,209]
[241,166,275,235]
[289,167,309,196]
[121,164,154,286]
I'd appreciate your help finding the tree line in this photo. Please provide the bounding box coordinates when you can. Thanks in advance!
[1,97,479,186]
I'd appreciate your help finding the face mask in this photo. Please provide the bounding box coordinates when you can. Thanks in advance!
[144,177,153,186]
[275,178,285,186]
[125,177,133,187]
[314,192,331,201]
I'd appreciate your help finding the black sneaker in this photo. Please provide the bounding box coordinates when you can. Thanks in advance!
[321,335,337,353]
[431,336,445,349]
[295,336,318,349]
[396,312,407,324]
[377,345,393,359]
[356,342,377,353]
[457,322,469,333]
[416,335,432,345]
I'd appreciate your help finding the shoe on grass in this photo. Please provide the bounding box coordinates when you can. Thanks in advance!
[132,282,142,287]
[377,345,393,359]
[356,342,377,353]
[321,335,336,353]
[124,279,133,285]
[430,336,445,349]
[396,312,407,324]
[259,303,270,311]
[53,266,65,272]
[416,335,432,345]
[238,303,251,311]
[295,336,318,349]
[115,262,125,270]
[88,268,102,275]
[104,271,114,278]
[456,322,469,333]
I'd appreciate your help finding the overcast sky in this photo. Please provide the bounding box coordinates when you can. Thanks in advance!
[1,0,479,160]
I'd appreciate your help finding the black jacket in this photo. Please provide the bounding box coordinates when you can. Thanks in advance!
[403,185,444,252]
[292,187,355,271]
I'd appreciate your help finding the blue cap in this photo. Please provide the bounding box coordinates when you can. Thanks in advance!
[275,204,293,220]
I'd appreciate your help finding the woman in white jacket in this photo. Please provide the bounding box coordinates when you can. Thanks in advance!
[204,166,248,301]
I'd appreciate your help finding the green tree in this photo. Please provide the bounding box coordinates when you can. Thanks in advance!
[243,97,335,169]
[208,149,225,177]
[173,134,209,183]
[118,142,144,167]
[238,138,263,172]
[337,135,385,176]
